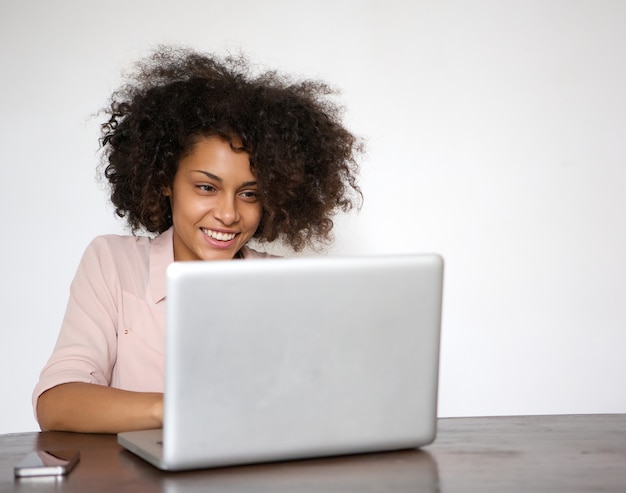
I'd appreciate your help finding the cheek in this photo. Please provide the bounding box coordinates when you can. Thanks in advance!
[171,192,205,219]
[246,204,263,230]
[253,204,263,226]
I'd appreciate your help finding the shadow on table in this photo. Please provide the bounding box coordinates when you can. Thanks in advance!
[156,448,440,493]
[35,432,439,492]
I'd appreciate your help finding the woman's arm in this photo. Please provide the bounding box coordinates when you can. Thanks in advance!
[36,382,163,434]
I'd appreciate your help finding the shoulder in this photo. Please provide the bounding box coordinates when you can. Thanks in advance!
[88,232,154,249]
[78,233,157,283]
[84,233,154,261]
[74,232,171,302]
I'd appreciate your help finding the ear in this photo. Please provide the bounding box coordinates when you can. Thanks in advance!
[162,186,172,197]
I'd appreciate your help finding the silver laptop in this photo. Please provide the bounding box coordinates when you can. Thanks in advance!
[118,254,444,471]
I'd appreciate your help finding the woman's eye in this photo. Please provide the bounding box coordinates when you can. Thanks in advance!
[240,190,259,201]
[197,184,216,193]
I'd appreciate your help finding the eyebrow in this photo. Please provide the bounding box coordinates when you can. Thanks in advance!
[192,170,257,187]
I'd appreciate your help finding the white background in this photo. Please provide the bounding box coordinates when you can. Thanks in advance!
[1,0,625,434]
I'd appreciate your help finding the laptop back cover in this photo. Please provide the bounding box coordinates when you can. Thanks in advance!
[159,254,443,470]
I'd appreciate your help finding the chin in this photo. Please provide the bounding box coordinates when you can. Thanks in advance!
[200,249,238,261]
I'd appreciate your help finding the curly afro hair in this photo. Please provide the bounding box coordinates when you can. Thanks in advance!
[100,46,363,251]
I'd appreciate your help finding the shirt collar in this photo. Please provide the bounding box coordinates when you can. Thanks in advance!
[149,227,174,304]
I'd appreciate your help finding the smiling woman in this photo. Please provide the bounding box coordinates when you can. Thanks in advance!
[32,46,363,434]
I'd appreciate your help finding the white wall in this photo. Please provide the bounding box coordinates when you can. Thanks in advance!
[1,0,625,434]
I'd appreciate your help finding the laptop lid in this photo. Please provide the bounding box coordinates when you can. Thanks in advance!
[120,253,443,470]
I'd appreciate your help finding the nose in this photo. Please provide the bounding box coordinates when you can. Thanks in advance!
[214,194,239,225]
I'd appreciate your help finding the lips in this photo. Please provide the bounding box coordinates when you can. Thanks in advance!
[201,228,237,242]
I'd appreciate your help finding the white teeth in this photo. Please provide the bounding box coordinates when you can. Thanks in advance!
[202,228,236,241]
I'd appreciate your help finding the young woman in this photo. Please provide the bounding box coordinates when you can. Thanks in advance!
[33,47,362,433]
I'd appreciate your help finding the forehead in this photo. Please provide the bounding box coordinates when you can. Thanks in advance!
[178,135,254,178]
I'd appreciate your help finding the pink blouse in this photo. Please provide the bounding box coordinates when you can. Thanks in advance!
[32,227,269,418]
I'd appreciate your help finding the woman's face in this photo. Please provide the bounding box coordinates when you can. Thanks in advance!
[165,135,262,261]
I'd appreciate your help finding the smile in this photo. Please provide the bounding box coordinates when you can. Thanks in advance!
[201,228,237,242]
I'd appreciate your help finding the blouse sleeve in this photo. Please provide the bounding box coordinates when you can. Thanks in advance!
[32,236,121,415]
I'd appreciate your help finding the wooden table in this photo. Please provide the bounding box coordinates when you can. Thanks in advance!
[1,414,625,492]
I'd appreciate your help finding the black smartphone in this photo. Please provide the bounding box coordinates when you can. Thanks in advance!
[14,449,80,478]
